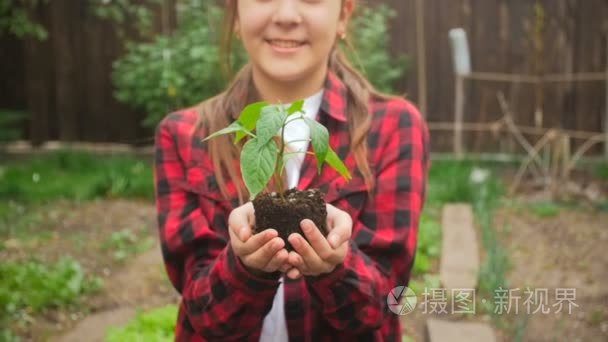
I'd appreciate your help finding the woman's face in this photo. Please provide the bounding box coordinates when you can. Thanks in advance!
[235,0,350,84]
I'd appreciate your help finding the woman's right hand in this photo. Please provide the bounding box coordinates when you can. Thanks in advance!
[228,202,289,275]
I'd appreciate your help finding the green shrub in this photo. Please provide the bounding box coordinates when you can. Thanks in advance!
[112,0,232,128]
[346,4,409,94]
[112,1,408,129]
[105,305,178,342]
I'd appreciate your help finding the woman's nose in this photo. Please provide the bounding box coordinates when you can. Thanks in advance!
[272,0,303,26]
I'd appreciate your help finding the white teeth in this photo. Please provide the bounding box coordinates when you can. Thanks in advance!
[270,40,302,48]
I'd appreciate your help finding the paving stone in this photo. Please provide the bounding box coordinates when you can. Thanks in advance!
[426,318,496,342]
[439,203,479,290]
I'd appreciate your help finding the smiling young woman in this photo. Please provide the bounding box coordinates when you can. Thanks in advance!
[154,0,430,341]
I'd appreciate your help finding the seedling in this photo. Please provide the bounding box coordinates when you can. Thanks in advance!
[204,100,352,248]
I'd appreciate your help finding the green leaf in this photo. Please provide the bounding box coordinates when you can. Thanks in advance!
[235,101,268,143]
[303,117,329,173]
[202,121,249,141]
[240,138,278,199]
[256,105,288,146]
[325,147,352,181]
[287,100,304,115]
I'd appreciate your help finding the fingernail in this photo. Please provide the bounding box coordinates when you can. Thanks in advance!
[301,220,311,232]
[291,237,300,248]
[239,226,248,240]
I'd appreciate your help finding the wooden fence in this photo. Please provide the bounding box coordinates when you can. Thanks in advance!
[1,0,607,153]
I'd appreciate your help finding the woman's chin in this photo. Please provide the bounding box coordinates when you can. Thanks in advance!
[262,68,310,84]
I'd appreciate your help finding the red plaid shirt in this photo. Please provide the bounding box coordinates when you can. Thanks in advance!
[154,72,429,341]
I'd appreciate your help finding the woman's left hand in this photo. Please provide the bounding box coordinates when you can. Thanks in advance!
[285,203,353,279]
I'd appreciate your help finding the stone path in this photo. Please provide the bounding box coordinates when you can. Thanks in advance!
[426,203,495,342]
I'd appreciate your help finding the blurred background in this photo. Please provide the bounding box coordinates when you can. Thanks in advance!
[0,0,606,341]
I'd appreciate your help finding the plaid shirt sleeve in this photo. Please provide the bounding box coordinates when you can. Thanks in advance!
[305,99,429,333]
[154,111,282,341]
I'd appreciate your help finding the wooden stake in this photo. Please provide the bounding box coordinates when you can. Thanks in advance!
[454,76,465,158]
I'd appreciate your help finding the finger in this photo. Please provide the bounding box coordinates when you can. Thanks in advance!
[286,267,302,280]
[243,237,284,269]
[263,249,289,272]
[325,204,352,249]
[235,229,278,256]
[300,219,333,260]
[279,264,292,273]
[288,233,326,271]
[228,202,255,241]
[288,251,306,269]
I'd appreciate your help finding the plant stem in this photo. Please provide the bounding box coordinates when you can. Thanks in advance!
[274,117,289,198]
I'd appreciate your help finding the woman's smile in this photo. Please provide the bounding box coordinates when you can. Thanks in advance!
[265,39,308,54]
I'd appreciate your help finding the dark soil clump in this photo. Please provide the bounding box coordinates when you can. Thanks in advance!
[252,188,327,251]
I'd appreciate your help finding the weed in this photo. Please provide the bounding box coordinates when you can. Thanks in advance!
[0,257,103,331]
[528,202,561,217]
[105,305,178,342]
[102,229,154,263]
[413,213,441,274]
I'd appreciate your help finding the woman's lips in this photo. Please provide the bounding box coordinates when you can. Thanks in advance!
[266,39,306,54]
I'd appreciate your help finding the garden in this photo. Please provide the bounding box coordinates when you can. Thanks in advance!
[1,0,607,341]
[1,152,606,341]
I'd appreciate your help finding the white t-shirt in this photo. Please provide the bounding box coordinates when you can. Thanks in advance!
[259,89,324,342]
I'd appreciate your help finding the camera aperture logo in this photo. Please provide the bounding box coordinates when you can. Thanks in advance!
[387,286,417,315]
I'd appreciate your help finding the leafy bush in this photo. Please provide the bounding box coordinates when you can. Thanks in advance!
[346,4,409,94]
[112,1,408,129]
[0,0,48,40]
[112,0,232,128]
[105,305,178,342]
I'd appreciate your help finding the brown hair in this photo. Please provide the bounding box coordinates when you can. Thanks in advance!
[194,0,396,204]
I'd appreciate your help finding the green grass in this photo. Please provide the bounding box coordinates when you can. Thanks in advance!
[0,257,103,328]
[102,229,155,263]
[0,151,154,236]
[0,150,154,205]
[105,305,178,342]
[594,162,608,180]
[527,201,561,217]
[412,212,441,274]
[426,159,503,206]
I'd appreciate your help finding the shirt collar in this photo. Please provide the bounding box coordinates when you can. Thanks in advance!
[319,71,348,123]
